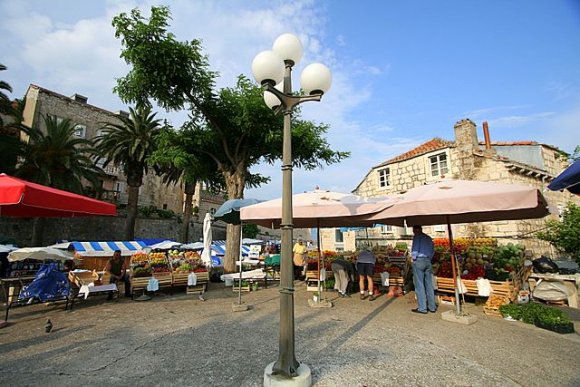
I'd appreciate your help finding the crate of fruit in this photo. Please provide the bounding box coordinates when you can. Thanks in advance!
[483,295,510,317]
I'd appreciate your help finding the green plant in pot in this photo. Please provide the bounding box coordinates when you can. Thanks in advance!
[499,303,522,320]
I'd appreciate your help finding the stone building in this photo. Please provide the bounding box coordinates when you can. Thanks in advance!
[21,84,189,214]
[320,118,578,255]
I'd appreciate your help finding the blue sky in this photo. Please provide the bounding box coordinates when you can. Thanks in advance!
[1,0,579,200]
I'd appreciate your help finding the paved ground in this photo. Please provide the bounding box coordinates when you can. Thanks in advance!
[1,281,579,386]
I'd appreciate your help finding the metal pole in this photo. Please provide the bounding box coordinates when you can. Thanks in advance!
[272,63,299,376]
[446,217,461,315]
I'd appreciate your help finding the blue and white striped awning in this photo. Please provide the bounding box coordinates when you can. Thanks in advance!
[211,240,252,256]
[71,241,148,257]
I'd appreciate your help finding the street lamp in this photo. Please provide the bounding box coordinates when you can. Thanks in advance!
[252,33,331,384]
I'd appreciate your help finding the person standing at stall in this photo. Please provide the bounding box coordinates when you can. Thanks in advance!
[293,238,307,280]
[411,225,437,314]
[357,249,377,301]
[332,257,354,297]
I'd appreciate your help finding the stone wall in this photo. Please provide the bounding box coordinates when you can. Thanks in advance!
[0,216,229,247]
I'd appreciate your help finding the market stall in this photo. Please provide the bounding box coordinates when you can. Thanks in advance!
[60,240,149,271]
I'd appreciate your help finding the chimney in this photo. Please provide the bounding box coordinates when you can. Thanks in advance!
[453,118,478,151]
[71,93,88,104]
[116,110,130,118]
[483,121,492,150]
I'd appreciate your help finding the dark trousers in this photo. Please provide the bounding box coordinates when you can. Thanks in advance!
[110,273,131,297]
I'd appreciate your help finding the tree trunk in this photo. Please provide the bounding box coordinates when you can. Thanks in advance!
[223,168,246,273]
[124,185,140,240]
[31,217,45,246]
[180,181,196,243]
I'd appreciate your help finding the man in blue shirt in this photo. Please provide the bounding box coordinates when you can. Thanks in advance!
[411,225,437,314]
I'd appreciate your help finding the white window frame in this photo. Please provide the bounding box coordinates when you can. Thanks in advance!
[73,124,86,138]
[335,229,344,243]
[381,224,393,234]
[378,167,391,188]
[433,224,446,233]
[429,152,449,177]
[48,114,64,125]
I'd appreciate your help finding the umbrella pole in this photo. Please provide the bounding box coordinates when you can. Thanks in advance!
[317,219,321,301]
[446,218,462,315]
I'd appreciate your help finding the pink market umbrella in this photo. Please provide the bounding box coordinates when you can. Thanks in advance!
[240,189,397,303]
[240,189,395,228]
[367,179,550,315]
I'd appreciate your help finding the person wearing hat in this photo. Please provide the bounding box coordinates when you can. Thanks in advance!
[292,238,307,280]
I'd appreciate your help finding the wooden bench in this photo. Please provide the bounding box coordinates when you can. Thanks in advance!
[130,276,152,299]
[435,277,516,302]
[67,271,119,309]
[2,276,70,323]
[153,272,173,294]
[186,271,209,295]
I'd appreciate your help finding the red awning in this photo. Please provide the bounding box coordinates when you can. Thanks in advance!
[0,173,117,217]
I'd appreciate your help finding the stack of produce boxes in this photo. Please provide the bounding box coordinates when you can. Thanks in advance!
[433,238,520,302]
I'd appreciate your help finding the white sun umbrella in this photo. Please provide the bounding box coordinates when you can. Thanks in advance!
[201,213,213,267]
[8,247,74,262]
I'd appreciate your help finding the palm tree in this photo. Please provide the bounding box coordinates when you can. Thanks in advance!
[15,114,105,245]
[95,106,163,239]
[0,64,26,174]
[17,115,103,192]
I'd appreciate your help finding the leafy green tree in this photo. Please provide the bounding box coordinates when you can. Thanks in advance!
[112,6,349,272]
[150,126,225,243]
[95,106,163,240]
[537,202,580,263]
[15,115,104,245]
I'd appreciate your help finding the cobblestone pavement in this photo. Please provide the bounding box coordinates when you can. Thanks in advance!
[1,282,579,386]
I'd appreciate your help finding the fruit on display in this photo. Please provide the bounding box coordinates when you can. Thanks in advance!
[131,252,148,264]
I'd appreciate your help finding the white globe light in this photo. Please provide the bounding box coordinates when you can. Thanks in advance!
[264,82,283,110]
[251,50,285,86]
[272,33,303,66]
[300,63,332,95]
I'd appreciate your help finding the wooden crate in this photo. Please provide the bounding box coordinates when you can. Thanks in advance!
[437,295,456,305]
[130,276,152,298]
[153,272,173,293]
[483,306,503,317]
[489,280,515,301]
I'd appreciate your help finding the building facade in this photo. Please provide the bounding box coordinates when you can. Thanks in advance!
[21,84,187,214]
[321,118,578,256]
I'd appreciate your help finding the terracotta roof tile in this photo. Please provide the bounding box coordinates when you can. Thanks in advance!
[376,138,454,167]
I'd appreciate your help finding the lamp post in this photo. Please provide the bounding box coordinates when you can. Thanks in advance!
[252,34,331,384]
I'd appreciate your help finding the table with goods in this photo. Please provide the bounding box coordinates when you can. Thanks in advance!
[304,246,411,297]
[431,237,530,315]
[129,249,209,297]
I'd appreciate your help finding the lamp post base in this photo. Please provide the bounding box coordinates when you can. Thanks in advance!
[232,301,249,312]
[307,298,333,308]
[441,310,478,325]
[264,361,311,387]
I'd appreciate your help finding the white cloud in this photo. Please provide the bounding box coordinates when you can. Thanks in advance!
[487,112,555,128]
